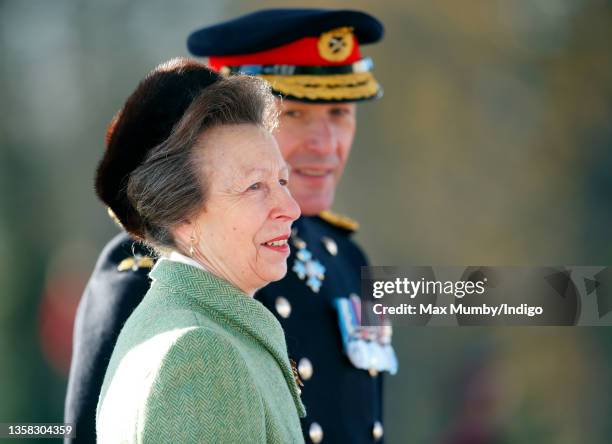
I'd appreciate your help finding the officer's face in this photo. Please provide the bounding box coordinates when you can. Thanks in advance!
[179,124,301,295]
[274,100,356,216]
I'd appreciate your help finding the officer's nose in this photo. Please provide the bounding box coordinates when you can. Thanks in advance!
[304,119,336,156]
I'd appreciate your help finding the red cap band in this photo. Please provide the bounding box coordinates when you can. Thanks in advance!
[209,35,362,70]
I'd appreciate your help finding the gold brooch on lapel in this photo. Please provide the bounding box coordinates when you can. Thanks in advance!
[290,358,304,394]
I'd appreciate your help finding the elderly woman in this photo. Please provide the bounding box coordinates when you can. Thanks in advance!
[95,58,305,443]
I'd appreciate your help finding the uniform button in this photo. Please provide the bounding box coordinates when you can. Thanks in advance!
[321,236,338,256]
[372,421,384,441]
[309,422,323,443]
[298,357,313,380]
[275,296,291,318]
[368,368,379,377]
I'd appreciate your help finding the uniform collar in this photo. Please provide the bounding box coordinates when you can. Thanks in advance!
[150,259,306,417]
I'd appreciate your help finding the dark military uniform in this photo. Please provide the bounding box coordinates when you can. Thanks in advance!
[257,214,384,443]
[65,213,385,443]
[64,233,153,444]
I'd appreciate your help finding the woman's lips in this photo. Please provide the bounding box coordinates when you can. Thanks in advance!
[262,243,289,253]
[261,235,290,253]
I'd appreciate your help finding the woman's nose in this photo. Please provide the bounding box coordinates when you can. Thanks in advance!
[274,187,301,222]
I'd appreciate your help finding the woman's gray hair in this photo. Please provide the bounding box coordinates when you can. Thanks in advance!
[126,75,278,251]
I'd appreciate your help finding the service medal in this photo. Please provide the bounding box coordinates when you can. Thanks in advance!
[291,233,326,293]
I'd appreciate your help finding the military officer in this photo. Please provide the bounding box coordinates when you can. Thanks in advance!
[65,8,396,444]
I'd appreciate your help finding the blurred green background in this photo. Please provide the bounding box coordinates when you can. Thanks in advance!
[1,0,612,442]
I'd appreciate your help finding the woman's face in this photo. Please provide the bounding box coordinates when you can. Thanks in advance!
[181,124,301,295]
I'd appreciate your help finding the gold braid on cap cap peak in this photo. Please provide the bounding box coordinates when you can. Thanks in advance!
[260,72,379,101]
[318,210,359,232]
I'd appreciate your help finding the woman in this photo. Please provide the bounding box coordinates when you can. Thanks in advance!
[95,58,305,443]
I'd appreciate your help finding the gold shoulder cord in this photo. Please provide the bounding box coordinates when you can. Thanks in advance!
[318,210,359,232]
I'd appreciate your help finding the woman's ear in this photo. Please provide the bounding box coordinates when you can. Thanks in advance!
[171,220,194,254]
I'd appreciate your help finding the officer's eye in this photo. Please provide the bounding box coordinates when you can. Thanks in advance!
[330,107,352,117]
[283,109,303,118]
[247,182,262,191]
[279,178,288,186]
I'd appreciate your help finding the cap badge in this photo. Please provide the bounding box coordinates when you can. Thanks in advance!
[317,27,354,62]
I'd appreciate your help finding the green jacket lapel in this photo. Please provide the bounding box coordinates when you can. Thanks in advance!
[150,259,306,417]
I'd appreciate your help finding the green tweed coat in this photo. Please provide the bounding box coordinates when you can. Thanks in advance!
[96,259,306,443]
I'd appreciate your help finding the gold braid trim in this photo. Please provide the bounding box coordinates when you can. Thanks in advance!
[260,72,380,101]
[107,207,124,229]
[318,210,359,232]
[117,255,155,272]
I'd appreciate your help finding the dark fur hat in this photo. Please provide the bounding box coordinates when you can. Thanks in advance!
[95,58,221,239]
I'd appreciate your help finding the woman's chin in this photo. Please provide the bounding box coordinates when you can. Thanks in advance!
[261,264,288,284]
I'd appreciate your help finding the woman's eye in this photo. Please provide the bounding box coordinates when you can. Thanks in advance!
[279,178,288,186]
[247,182,261,191]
